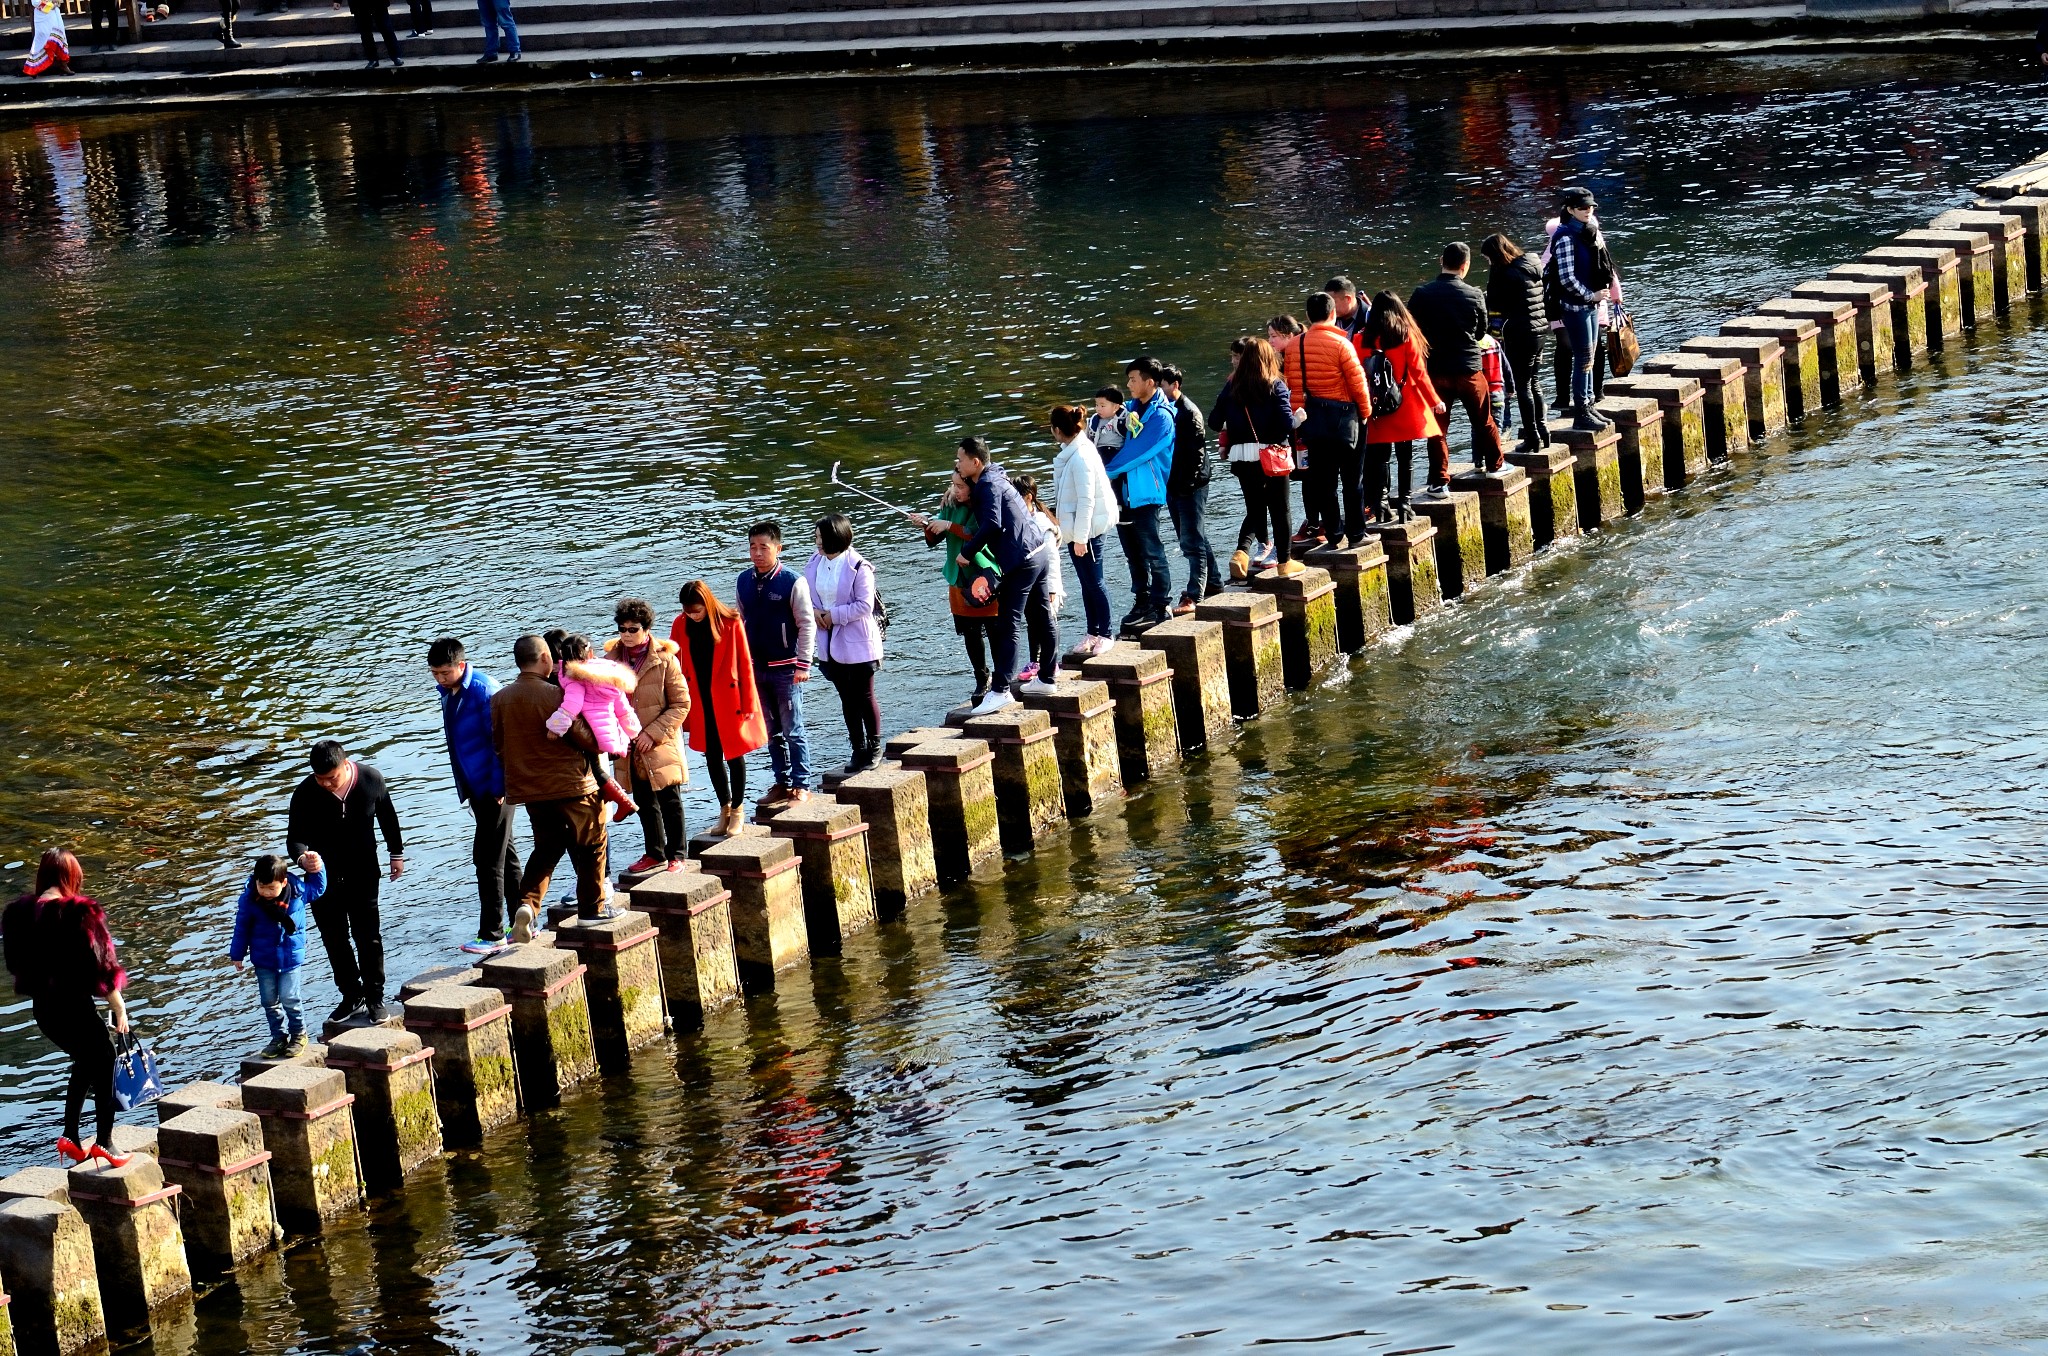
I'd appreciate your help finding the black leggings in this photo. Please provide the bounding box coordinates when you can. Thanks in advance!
[1232,464,1293,564]
[34,994,115,1145]
[1504,331,1546,440]
[701,721,748,810]
[823,658,881,749]
[956,614,993,689]
[1367,442,1415,511]
[630,770,686,863]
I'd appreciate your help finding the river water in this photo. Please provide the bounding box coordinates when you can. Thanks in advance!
[1,51,2046,1354]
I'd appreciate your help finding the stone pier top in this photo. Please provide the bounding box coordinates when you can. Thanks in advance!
[1548,422,1621,451]
[1194,591,1278,626]
[1932,208,2027,239]
[1596,395,1662,428]
[1681,334,1782,365]
[700,831,799,874]
[398,964,483,1001]
[1080,644,1171,680]
[157,1081,241,1125]
[1641,351,1744,386]
[159,1107,265,1169]
[883,727,957,759]
[557,908,658,948]
[1302,536,1392,567]
[627,867,728,914]
[1895,227,1990,255]
[479,944,580,994]
[326,1025,426,1069]
[1758,294,1857,325]
[404,984,510,1026]
[1827,261,1928,296]
[1017,674,1113,717]
[898,737,996,773]
[0,1166,71,1205]
[68,1155,168,1204]
[1445,465,1530,494]
[837,763,924,797]
[1601,372,1703,410]
[765,795,864,837]
[964,706,1054,747]
[1721,314,1820,345]
[1790,277,1892,309]
[242,1063,349,1114]
[1247,566,1334,601]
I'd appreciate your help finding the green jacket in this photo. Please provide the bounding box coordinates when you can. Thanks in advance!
[932,501,998,586]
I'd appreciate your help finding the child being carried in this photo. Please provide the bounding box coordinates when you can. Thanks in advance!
[548,633,642,821]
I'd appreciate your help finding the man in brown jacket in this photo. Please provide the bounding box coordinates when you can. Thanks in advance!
[603,597,691,873]
[492,633,609,939]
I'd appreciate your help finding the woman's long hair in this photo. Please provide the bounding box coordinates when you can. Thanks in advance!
[677,580,740,642]
[1231,336,1280,409]
[34,849,82,899]
[1364,291,1429,363]
[1479,232,1523,267]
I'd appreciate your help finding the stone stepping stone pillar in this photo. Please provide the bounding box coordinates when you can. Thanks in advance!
[1136,617,1235,750]
[1680,335,1787,439]
[700,833,812,986]
[1718,315,1822,421]
[1970,195,2046,294]
[963,708,1067,852]
[1364,518,1441,626]
[1826,263,1928,369]
[0,1198,103,1355]
[156,1107,277,1267]
[1192,593,1283,717]
[397,964,481,1002]
[1895,229,1995,327]
[1018,676,1123,816]
[1079,646,1182,780]
[625,868,743,1024]
[242,1065,363,1233]
[1504,442,1579,548]
[1593,396,1663,511]
[1443,467,1534,576]
[1248,566,1340,687]
[65,1158,190,1330]
[0,1170,70,1207]
[1639,353,1748,461]
[833,764,939,909]
[155,1082,242,1128]
[1790,278,1896,381]
[477,947,597,1107]
[882,727,958,758]
[557,910,670,1062]
[1861,243,1961,344]
[1755,297,1862,405]
[325,1027,441,1191]
[402,984,521,1143]
[766,798,877,954]
[1302,539,1397,650]
[1602,372,1707,487]
[238,1042,326,1086]
[896,737,1002,881]
[1408,490,1484,600]
[1938,207,2029,309]
[1553,423,1625,528]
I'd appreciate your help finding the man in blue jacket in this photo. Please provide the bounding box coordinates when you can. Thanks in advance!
[955,436,1058,716]
[429,637,523,954]
[1105,356,1176,633]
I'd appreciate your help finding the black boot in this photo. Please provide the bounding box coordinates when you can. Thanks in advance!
[1570,404,1605,433]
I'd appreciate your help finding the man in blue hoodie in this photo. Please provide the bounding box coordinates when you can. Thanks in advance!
[1104,356,1175,633]
[954,436,1058,716]
[429,637,522,955]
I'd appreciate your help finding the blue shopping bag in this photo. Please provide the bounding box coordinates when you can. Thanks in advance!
[111,1030,166,1111]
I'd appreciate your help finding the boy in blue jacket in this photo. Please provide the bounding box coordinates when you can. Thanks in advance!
[230,852,326,1058]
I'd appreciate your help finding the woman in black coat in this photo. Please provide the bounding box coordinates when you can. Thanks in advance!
[1481,233,1551,452]
[1208,335,1298,577]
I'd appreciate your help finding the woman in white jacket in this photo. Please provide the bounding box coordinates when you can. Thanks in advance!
[1050,404,1119,656]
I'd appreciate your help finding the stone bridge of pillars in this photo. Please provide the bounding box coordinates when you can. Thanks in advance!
[0,150,2044,1356]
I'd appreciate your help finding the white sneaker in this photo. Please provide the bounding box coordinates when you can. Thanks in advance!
[508,905,535,945]
[1019,679,1058,697]
[1090,635,1116,654]
[968,689,1016,716]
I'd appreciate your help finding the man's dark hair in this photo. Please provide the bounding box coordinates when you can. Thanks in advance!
[1304,292,1334,323]
[747,520,782,545]
[308,739,347,775]
[1442,241,1472,271]
[427,637,465,668]
[1324,276,1357,296]
[1125,356,1163,382]
[252,853,290,886]
[958,436,991,463]
[614,598,655,630]
[1159,363,1184,386]
[514,634,549,669]
[816,513,854,555]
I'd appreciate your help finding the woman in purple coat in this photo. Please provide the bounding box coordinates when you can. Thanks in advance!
[804,513,887,776]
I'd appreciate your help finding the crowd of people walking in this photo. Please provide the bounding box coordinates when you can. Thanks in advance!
[2,190,1628,1162]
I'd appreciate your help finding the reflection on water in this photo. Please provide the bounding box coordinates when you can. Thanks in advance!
[0,54,2046,1353]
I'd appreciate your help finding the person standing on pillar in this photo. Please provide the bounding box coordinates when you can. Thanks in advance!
[286,740,405,1023]
[1480,233,1552,455]
[947,436,1058,714]
[737,522,816,809]
[1409,241,1505,487]
[1326,277,1370,345]
[1104,357,1176,631]
[1361,291,1446,523]
[349,0,402,68]
[1545,187,1616,431]
[605,598,691,874]
[492,635,611,940]
[429,638,523,955]
[1161,364,1221,613]
[1285,293,1370,548]
[474,0,518,62]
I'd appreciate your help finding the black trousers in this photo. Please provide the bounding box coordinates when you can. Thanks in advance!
[313,877,385,1004]
[34,994,115,1145]
[1366,441,1415,511]
[823,658,882,750]
[350,0,400,59]
[90,0,118,43]
[217,0,237,32]
[701,720,749,810]
[406,0,431,25]
[1503,331,1546,442]
[1309,432,1368,544]
[469,796,521,942]
[955,613,993,690]
[628,764,686,863]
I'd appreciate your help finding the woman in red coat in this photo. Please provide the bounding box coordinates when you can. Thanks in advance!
[671,579,770,836]
[1359,290,1447,523]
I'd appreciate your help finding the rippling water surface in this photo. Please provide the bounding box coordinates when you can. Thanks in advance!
[1,52,2046,1354]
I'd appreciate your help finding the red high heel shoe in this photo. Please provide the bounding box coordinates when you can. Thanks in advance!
[87,1143,130,1169]
[55,1137,87,1164]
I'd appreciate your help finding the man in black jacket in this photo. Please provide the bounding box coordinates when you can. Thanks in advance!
[1162,364,1222,611]
[286,739,406,1024]
[1409,241,1505,489]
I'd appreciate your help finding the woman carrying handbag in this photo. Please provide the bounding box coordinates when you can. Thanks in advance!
[1209,335,1301,578]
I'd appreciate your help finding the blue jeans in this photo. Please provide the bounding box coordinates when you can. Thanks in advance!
[756,668,812,792]
[1563,307,1599,408]
[1070,534,1112,638]
[255,966,304,1042]
[477,0,517,54]
[1117,503,1172,616]
[1166,483,1224,602]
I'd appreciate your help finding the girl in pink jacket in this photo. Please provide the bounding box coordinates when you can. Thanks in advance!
[547,633,642,820]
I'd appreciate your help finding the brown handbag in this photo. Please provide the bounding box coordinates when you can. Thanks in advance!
[1608,310,1640,378]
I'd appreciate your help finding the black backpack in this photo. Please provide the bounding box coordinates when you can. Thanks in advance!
[1364,346,1405,420]
[865,560,890,635]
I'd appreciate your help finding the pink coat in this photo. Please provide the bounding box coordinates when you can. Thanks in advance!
[547,657,642,757]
